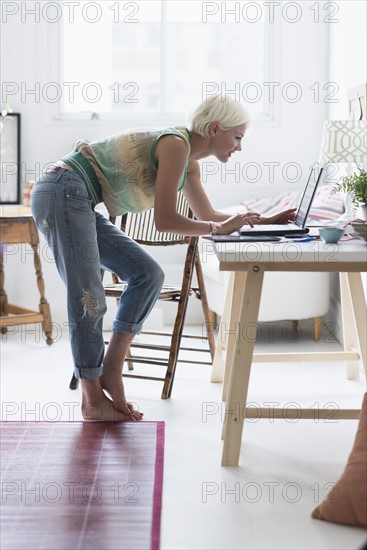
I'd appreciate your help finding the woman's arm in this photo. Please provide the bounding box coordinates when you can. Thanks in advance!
[154,136,212,235]
[183,160,260,227]
[184,162,297,227]
[183,160,233,222]
[154,137,259,235]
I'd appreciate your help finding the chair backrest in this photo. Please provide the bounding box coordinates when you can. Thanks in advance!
[118,192,193,246]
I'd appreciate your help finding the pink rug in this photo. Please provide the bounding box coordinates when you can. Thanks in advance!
[1,421,165,550]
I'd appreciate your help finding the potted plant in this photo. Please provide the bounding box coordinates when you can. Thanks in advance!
[331,166,367,220]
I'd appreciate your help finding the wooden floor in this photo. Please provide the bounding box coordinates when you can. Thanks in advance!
[1,421,165,550]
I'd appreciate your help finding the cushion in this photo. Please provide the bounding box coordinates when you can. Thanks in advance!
[311,392,367,527]
[242,186,345,221]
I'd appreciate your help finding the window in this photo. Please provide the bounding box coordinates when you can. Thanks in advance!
[59,1,277,119]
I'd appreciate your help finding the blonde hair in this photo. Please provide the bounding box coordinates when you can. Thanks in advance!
[188,95,251,137]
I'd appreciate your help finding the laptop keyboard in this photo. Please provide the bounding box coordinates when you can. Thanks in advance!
[243,223,299,231]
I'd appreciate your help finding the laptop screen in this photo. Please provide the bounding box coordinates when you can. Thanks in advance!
[295,166,324,227]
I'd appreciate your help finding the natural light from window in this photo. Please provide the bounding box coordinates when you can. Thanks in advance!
[62,0,268,116]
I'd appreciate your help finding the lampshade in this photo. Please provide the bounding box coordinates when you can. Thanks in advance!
[319,120,367,164]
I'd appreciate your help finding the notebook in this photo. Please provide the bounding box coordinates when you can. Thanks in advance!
[239,166,324,236]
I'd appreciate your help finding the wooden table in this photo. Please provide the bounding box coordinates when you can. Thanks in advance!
[0,205,53,344]
[211,238,367,466]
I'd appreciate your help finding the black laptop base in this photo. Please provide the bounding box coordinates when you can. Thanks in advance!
[240,227,309,237]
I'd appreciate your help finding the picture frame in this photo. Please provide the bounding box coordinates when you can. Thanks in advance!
[0,112,21,204]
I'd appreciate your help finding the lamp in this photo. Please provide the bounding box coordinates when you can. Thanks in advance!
[319,120,367,220]
[319,120,366,165]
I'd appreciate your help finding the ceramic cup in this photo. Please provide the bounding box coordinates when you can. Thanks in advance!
[319,227,344,243]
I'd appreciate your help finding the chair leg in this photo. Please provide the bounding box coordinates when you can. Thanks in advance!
[195,252,217,360]
[162,238,198,399]
[314,316,321,341]
[69,374,79,390]
[207,309,217,328]
[111,282,134,371]
[162,295,191,399]
[126,344,134,371]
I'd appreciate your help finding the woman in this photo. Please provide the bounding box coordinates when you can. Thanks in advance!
[31,95,296,422]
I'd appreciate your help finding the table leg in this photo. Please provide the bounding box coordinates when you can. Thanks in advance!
[340,272,365,379]
[195,251,217,360]
[211,272,234,383]
[221,272,247,441]
[31,243,53,345]
[222,271,247,402]
[0,252,9,334]
[222,267,264,467]
[346,272,367,377]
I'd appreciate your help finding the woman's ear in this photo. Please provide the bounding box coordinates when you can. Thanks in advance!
[208,122,218,137]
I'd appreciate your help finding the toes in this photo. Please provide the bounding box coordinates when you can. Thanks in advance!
[100,385,143,420]
[115,403,143,421]
[127,402,144,419]
[128,408,143,421]
[102,397,143,421]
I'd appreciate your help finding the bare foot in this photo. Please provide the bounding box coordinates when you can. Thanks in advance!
[81,378,143,422]
[100,370,143,421]
[82,395,136,422]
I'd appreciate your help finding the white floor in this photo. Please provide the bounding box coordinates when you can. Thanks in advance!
[1,321,366,550]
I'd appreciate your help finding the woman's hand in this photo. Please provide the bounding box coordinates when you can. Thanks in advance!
[260,208,297,225]
[215,212,261,234]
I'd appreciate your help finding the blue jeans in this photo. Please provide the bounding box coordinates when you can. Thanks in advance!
[31,167,165,380]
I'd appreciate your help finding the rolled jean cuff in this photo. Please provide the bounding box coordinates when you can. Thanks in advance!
[112,319,143,335]
[74,365,103,380]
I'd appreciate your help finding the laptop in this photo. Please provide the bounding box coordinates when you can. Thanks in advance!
[239,166,324,237]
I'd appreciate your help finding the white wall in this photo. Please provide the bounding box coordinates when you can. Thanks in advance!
[327,0,367,328]
[1,1,337,326]
[328,0,367,119]
[2,3,330,195]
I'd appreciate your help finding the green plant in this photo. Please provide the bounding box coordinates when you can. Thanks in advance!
[331,166,367,210]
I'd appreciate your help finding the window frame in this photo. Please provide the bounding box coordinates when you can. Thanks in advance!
[46,1,281,127]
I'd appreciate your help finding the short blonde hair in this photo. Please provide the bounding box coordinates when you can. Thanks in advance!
[188,94,251,137]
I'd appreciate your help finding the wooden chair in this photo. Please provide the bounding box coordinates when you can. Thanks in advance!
[70,193,216,399]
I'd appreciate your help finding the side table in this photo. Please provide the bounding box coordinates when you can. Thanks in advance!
[0,205,53,345]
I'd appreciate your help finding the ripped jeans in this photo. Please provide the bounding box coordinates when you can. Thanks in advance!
[31,167,165,380]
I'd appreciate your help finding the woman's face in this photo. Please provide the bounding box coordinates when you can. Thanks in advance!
[208,123,246,163]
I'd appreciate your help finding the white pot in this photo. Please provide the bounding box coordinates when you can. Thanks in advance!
[359,204,367,221]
